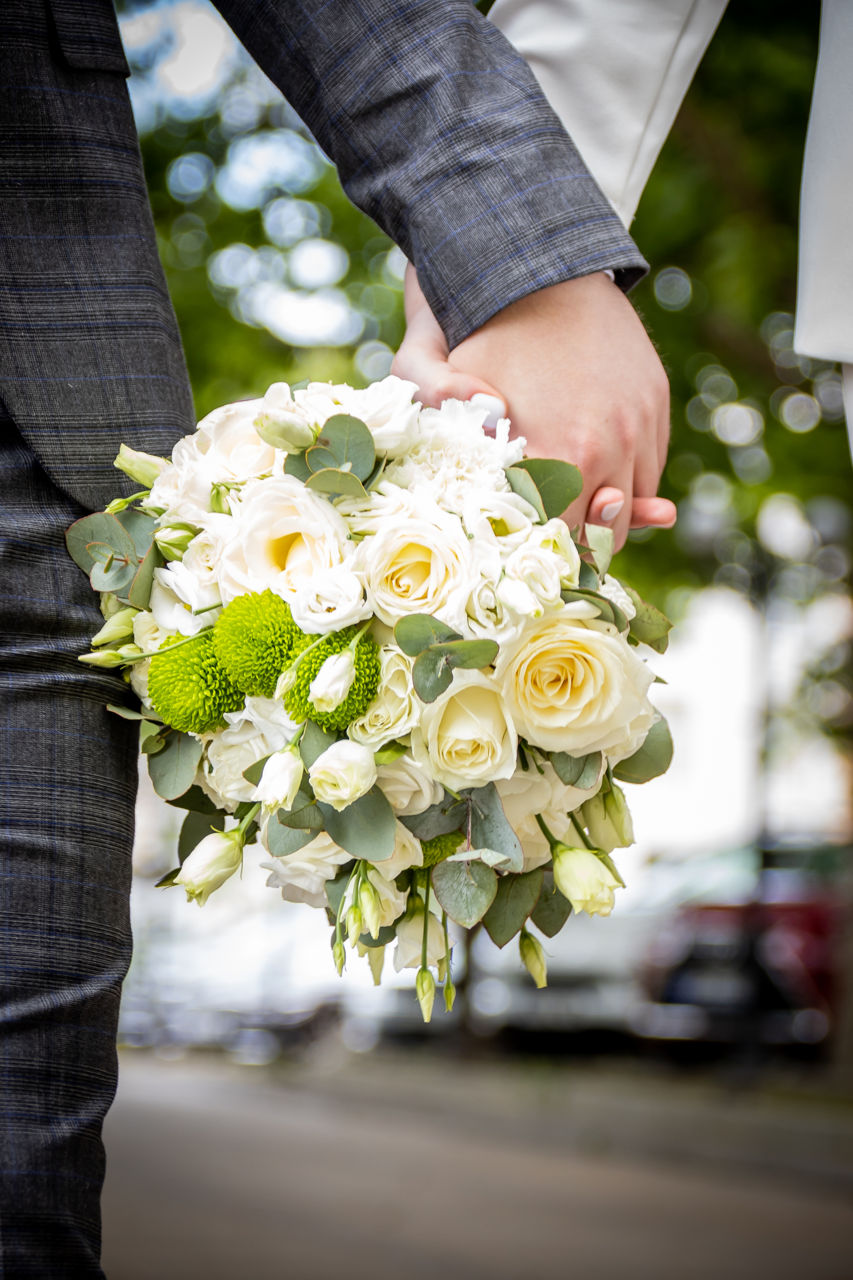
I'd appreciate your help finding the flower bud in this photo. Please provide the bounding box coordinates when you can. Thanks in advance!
[519,929,547,988]
[552,844,621,918]
[358,878,383,940]
[114,444,168,489]
[79,648,128,668]
[346,904,363,946]
[333,938,346,976]
[443,975,456,1012]
[255,383,317,451]
[154,524,198,562]
[308,650,356,714]
[255,749,303,811]
[580,783,634,852]
[274,666,299,699]
[416,968,436,1023]
[91,607,137,648]
[174,830,242,907]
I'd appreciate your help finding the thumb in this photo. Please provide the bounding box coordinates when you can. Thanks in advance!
[392,324,507,421]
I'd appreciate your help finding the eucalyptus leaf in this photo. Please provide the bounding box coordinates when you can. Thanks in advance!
[358,922,399,948]
[512,458,582,519]
[319,786,396,861]
[578,560,600,591]
[624,586,673,654]
[305,468,368,499]
[88,541,118,566]
[139,721,167,755]
[373,740,407,766]
[242,754,272,786]
[432,859,498,928]
[277,787,325,831]
[483,868,544,948]
[90,560,136,593]
[468,782,523,873]
[430,638,499,669]
[107,703,160,722]
[561,588,627,631]
[583,523,615,577]
[155,868,180,888]
[115,507,157,560]
[394,614,461,656]
[65,511,137,574]
[267,820,316,857]
[299,722,337,767]
[530,870,572,937]
[165,784,221,815]
[178,809,225,863]
[127,542,162,611]
[325,864,354,917]
[412,648,454,702]
[505,466,546,523]
[284,451,312,483]
[147,732,203,801]
[550,750,603,790]
[401,793,468,841]
[315,414,376,480]
[612,717,673,784]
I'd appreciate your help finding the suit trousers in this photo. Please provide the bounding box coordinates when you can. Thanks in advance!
[0,402,137,1277]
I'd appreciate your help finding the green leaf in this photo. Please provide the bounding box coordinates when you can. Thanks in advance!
[65,512,137,574]
[357,922,399,948]
[550,750,603,790]
[530,870,572,937]
[155,868,181,888]
[402,793,468,841]
[578,560,600,591]
[242,754,271,786]
[277,787,325,831]
[115,507,157,560]
[505,466,546,523]
[432,859,498,928]
[511,458,582,519]
[468,782,523,873]
[624,586,673,654]
[373,740,407,766]
[597,850,626,889]
[106,703,161,722]
[90,560,136,593]
[319,786,396,861]
[394,614,461,656]
[315,414,376,480]
[561,588,628,632]
[304,444,341,472]
[254,419,303,452]
[284,451,312,483]
[584,523,615,577]
[412,648,454,703]
[325,864,353,917]
[126,542,162,611]
[483,868,544,948]
[165,784,220,815]
[139,721,168,755]
[430,638,499,670]
[299,722,337,767]
[267,820,316,857]
[305,468,368,499]
[178,809,225,863]
[147,732,203,801]
[612,717,673,784]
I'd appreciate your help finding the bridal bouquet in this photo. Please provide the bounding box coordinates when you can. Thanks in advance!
[68,376,672,1020]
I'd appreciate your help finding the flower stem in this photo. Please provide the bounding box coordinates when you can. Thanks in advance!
[534,812,559,849]
[236,802,261,839]
[569,812,595,850]
[421,878,432,972]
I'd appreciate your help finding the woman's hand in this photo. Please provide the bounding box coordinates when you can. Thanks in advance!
[392,265,676,548]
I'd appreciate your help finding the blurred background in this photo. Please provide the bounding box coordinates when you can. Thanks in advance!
[103,3,853,1277]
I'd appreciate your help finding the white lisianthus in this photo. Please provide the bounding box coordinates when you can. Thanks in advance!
[348,645,419,746]
[357,507,477,631]
[308,740,377,811]
[500,542,567,614]
[115,444,168,489]
[375,754,443,816]
[295,376,420,456]
[495,605,656,758]
[580,783,634,852]
[552,845,622,917]
[393,900,447,971]
[309,650,356,713]
[215,476,350,604]
[496,575,547,621]
[176,831,242,906]
[149,561,221,636]
[461,488,539,553]
[255,382,316,451]
[128,609,174,706]
[410,671,517,792]
[600,574,637,621]
[530,519,582,587]
[288,562,370,635]
[363,867,408,933]
[261,832,351,908]
[201,697,297,810]
[255,749,304,811]
[465,573,526,649]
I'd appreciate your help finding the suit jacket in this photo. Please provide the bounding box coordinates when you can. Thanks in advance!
[0,0,646,511]
[489,0,853,366]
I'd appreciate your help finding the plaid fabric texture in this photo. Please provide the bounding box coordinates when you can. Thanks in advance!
[0,403,138,1278]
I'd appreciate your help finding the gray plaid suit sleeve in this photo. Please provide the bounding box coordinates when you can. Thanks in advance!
[212,0,648,348]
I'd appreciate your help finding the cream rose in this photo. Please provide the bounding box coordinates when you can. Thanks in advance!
[375,755,443,816]
[215,476,350,604]
[495,606,656,758]
[348,645,419,746]
[410,671,517,792]
[357,509,477,630]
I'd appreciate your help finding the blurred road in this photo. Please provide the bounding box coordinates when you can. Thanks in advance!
[102,1051,853,1280]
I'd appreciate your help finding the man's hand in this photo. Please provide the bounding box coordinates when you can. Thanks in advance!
[392,266,675,548]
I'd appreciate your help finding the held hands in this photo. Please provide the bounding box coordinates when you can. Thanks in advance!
[392,266,676,549]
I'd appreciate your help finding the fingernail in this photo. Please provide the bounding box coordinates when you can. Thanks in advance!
[600,500,624,523]
[470,393,508,432]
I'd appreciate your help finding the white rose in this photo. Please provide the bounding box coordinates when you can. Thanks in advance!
[358,508,477,630]
[216,476,350,604]
[201,696,297,810]
[175,831,242,906]
[393,900,447,971]
[375,754,443,816]
[309,650,356,713]
[495,606,656,758]
[336,481,419,538]
[410,670,517,792]
[255,749,304,811]
[552,845,622,918]
[288,562,370,635]
[309,740,377,811]
[255,382,316,451]
[348,645,419,746]
[261,832,351,908]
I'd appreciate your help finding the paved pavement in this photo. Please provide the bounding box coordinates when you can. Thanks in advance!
[101,1049,853,1280]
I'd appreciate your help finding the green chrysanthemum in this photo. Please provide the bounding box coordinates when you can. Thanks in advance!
[212,590,298,697]
[284,626,381,732]
[148,631,244,733]
[420,830,465,868]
